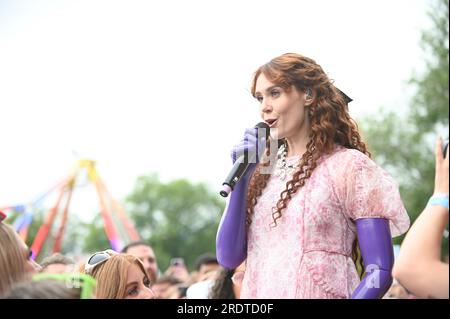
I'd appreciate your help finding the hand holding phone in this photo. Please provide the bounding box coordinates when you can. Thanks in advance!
[170,258,185,267]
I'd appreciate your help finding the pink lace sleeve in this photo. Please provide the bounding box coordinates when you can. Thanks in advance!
[336,149,410,237]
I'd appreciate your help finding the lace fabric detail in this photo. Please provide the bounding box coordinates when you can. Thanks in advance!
[240,146,410,299]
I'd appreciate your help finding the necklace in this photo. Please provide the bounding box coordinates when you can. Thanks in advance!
[274,142,300,181]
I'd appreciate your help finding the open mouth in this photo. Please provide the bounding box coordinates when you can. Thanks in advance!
[265,119,278,127]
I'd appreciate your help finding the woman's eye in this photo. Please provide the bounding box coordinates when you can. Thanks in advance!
[127,287,138,296]
[271,90,280,97]
[143,278,151,287]
[255,96,263,103]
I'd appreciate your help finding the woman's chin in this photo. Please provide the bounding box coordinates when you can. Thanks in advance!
[269,128,284,140]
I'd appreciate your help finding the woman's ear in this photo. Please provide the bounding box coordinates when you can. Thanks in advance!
[304,88,314,106]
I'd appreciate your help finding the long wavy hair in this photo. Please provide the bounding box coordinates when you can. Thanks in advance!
[247,53,370,279]
[0,222,29,297]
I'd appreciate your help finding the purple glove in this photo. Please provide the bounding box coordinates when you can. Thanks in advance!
[216,170,253,269]
[217,128,266,268]
[231,127,267,165]
[351,218,394,299]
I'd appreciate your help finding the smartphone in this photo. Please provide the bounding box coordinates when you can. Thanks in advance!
[443,139,449,158]
[170,257,185,267]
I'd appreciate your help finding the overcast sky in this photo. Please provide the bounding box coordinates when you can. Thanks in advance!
[0,0,432,222]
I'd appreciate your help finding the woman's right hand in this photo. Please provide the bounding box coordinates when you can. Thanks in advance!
[434,137,449,195]
[230,128,267,164]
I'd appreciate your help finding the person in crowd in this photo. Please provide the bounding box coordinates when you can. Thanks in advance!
[40,252,76,274]
[393,137,449,299]
[164,257,190,284]
[121,240,159,284]
[185,253,221,298]
[191,253,220,283]
[151,275,183,299]
[4,272,96,299]
[0,211,41,297]
[81,249,155,299]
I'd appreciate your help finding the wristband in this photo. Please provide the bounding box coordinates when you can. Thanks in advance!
[427,193,449,210]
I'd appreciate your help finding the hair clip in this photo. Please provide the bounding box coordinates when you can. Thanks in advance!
[0,211,6,222]
[336,87,353,104]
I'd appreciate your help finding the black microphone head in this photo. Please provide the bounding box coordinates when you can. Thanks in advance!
[254,122,270,139]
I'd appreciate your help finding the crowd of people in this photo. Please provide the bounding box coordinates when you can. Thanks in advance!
[0,214,446,299]
[0,230,233,299]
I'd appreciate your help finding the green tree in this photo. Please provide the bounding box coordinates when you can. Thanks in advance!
[360,0,448,252]
[81,215,112,254]
[5,207,47,261]
[125,174,225,272]
[6,206,100,261]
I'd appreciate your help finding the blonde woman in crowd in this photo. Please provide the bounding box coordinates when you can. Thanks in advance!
[82,250,155,299]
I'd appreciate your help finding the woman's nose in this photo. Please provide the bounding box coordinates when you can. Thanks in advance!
[141,287,156,299]
[260,99,272,114]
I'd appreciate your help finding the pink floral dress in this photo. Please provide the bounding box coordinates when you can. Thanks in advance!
[240,146,410,299]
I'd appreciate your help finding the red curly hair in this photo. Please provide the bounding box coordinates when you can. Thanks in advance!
[247,53,370,278]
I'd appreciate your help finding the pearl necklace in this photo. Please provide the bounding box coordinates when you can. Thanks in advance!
[274,142,300,181]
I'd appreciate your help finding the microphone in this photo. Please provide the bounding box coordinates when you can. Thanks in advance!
[219,122,270,197]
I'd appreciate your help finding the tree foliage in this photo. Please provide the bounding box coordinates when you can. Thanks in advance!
[360,0,449,252]
[80,215,111,255]
[125,174,225,271]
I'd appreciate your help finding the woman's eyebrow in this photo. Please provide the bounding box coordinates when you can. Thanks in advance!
[126,282,138,289]
[255,85,279,95]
